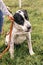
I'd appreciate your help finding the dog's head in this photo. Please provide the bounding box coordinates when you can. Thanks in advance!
[13,10,31,32]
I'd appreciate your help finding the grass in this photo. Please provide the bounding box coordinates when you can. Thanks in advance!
[0,0,43,65]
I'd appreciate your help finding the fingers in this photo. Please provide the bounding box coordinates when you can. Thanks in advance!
[8,15,14,22]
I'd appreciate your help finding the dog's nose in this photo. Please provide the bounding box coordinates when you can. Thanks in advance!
[27,26,31,30]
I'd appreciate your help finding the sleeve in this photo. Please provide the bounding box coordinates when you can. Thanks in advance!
[0,0,12,16]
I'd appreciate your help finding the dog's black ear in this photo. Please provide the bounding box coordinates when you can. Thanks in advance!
[22,10,29,20]
[13,13,24,25]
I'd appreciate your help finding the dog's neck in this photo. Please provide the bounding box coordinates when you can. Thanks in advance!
[12,22,28,36]
[13,22,23,32]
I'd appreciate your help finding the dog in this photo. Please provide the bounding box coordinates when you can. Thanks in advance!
[5,10,35,59]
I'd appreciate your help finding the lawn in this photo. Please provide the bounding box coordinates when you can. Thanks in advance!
[0,0,43,65]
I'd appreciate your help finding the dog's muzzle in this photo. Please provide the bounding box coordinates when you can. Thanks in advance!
[26,26,31,32]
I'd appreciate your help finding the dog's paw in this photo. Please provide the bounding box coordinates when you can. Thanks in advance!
[10,55,14,59]
[30,51,35,55]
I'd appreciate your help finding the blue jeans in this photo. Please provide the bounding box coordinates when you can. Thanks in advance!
[0,10,3,33]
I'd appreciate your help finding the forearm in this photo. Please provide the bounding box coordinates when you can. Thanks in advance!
[0,0,11,16]
[0,0,14,22]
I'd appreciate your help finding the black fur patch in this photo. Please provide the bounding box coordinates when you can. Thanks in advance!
[22,10,29,20]
[13,13,24,25]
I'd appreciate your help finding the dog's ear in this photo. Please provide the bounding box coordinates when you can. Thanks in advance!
[13,13,24,25]
[22,10,29,20]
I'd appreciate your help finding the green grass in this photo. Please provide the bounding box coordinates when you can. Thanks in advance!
[0,0,43,65]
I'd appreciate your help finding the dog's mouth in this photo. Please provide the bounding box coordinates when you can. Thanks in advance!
[25,28,31,32]
[25,30,30,32]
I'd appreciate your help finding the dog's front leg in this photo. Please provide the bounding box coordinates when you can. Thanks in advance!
[9,38,14,59]
[27,32,35,55]
[9,42,14,59]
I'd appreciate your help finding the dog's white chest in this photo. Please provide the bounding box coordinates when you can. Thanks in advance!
[14,32,27,44]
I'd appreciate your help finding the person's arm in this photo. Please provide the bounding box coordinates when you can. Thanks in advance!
[0,0,14,22]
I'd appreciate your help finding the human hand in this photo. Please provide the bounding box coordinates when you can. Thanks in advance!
[8,15,14,22]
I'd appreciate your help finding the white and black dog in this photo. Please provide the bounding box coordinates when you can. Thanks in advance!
[5,10,35,59]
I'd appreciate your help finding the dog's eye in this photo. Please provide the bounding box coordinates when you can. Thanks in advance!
[19,11,21,13]
[13,13,24,25]
[20,16,24,25]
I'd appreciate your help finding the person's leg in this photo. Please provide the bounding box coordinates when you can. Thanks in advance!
[0,10,4,34]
